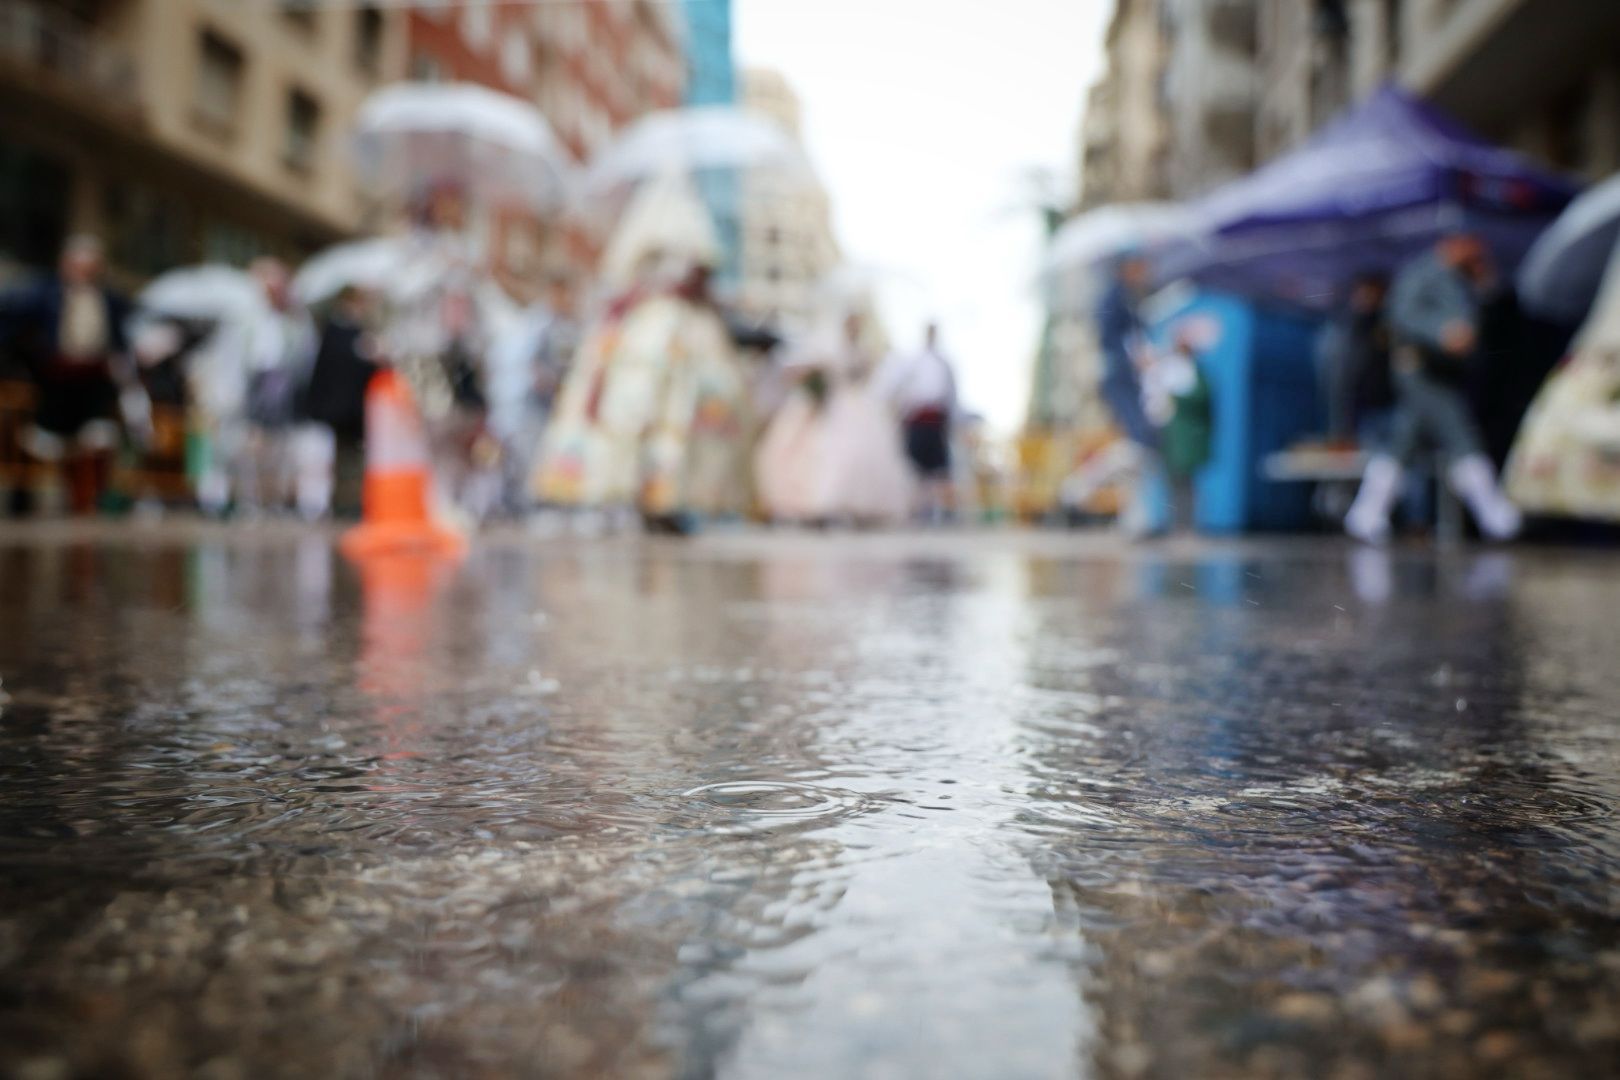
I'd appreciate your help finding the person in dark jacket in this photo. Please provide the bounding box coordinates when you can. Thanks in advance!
[1317,271,1394,444]
[0,235,132,513]
[1345,232,1521,543]
[301,286,379,517]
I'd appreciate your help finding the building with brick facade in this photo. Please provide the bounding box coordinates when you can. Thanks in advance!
[403,1,686,296]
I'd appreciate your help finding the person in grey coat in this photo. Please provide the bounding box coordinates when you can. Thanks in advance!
[1345,232,1521,543]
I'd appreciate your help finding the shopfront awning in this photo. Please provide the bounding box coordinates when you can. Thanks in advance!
[1159,86,1579,310]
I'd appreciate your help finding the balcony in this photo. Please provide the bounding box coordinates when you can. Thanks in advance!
[1402,0,1620,138]
[0,0,141,116]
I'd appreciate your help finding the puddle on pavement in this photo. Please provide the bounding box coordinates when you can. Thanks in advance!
[0,533,1617,1078]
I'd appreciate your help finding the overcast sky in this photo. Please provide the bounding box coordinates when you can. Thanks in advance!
[733,0,1110,433]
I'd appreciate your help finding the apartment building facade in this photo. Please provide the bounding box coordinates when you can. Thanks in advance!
[1256,0,1620,182]
[0,0,408,286]
[735,67,839,335]
[1040,0,1620,438]
[1077,0,1173,210]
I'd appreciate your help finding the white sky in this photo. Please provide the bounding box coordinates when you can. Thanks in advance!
[733,0,1110,433]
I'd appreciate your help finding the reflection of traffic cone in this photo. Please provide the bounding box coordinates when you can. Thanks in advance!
[357,550,452,763]
[340,369,466,559]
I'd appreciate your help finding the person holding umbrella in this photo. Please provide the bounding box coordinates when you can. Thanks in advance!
[537,173,750,534]
[1093,250,1170,536]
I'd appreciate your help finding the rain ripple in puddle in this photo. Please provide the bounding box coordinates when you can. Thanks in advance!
[677,780,879,835]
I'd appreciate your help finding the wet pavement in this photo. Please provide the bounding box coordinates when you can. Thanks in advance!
[1,522,1618,1079]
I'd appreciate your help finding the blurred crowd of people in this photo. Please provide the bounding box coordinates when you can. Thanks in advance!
[0,177,965,536]
[1079,229,1530,543]
[1335,232,1522,544]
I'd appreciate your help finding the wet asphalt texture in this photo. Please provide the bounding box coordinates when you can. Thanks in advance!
[0,522,1617,1079]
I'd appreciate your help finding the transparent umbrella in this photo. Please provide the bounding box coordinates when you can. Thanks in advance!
[136,265,272,426]
[137,265,266,323]
[1042,203,1195,277]
[584,105,811,198]
[292,236,452,307]
[1039,202,1197,314]
[599,170,722,287]
[1517,172,1620,324]
[353,82,574,211]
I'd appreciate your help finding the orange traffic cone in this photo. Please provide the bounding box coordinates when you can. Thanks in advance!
[340,369,466,560]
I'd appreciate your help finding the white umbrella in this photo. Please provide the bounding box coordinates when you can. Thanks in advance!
[137,266,274,425]
[292,236,451,306]
[1039,203,1197,315]
[584,106,811,197]
[353,82,573,211]
[1517,172,1620,324]
[137,264,265,323]
[600,170,721,287]
[1041,202,1195,278]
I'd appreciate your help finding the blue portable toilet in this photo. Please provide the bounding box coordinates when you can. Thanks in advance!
[1148,289,1323,532]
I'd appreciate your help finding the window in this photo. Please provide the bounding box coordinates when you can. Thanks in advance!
[1313,0,1350,40]
[355,5,384,75]
[500,33,531,87]
[284,89,321,173]
[1383,0,1404,67]
[1543,84,1590,173]
[202,220,263,268]
[194,31,244,137]
[462,0,493,50]
[280,0,317,33]
[103,183,195,278]
[410,52,443,82]
[0,143,71,272]
[1209,0,1258,55]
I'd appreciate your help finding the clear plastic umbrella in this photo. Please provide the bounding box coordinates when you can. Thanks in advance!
[1039,202,1197,314]
[1041,202,1195,277]
[584,105,811,198]
[599,170,722,287]
[292,236,451,307]
[353,82,573,211]
[137,264,265,323]
[1517,172,1620,324]
[136,265,272,427]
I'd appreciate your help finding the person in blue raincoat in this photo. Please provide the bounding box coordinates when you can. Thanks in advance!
[1094,252,1167,535]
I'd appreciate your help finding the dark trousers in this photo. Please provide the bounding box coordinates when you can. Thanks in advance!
[1389,367,1486,467]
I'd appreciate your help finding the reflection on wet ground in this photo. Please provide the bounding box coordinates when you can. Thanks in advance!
[1,524,1617,1079]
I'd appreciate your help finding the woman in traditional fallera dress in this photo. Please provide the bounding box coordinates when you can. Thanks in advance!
[534,173,750,531]
[1505,244,1620,523]
[756,310,912,525]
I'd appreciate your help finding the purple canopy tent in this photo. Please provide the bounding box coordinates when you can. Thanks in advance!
[1158,86,1578,310]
